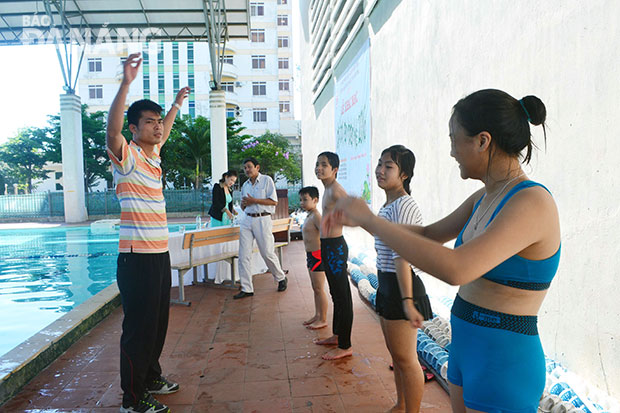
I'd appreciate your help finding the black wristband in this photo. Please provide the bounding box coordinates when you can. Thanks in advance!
[401,297,413,301]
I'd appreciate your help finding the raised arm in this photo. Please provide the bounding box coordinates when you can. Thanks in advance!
[161,86,190,146]
[327,187,558,286]
[107,53,141,160]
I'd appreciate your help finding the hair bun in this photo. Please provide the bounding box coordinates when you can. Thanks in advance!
[520,95,546,126]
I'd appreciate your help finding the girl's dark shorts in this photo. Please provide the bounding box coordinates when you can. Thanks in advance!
[376,269,433,321]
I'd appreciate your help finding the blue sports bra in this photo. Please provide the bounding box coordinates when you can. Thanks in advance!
[454,181,561,290]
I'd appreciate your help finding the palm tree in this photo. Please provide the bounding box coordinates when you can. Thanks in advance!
[177,115,211,189]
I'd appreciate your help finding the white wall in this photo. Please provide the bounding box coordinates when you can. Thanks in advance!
[299,0,620,398]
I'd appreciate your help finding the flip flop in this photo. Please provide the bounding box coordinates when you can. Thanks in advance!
[421,365,434,382]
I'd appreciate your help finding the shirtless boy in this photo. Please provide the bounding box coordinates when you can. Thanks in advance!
[314,152,353,360]
[299,186,329,330]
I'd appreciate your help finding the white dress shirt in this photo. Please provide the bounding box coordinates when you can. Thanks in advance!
[241,173,278,215]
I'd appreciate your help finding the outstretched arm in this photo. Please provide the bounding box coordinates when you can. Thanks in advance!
[161,86,190,146]
[401,189,482,243]
[107,53,142,160]
[325,189,557,286]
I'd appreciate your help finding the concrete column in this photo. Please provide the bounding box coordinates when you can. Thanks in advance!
[59,93,88,223]
[209,90,228,181]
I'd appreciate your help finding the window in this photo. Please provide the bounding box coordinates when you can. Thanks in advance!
[279,79,290,91]
[221,55,234,65]
[172,42,179,62]
[143,77,150,96]
[158,73,165,91]
[253,109,267,122]
[142,44,150,64]
[221,82,234,92]
[173,72,179,91]
[279,101,290,113]
[251,55,266,69]
[56,183,63,191]
[187,42,194,64]
[88,58,102,72]
[277,15,288,26]
[278,58,289,69]
[250,2,264,16]
[277,0,288,4]
[55,172,62,180]
[252,82,267,96]
[251,29,265,43]
[157,43,164,65]
[278,36,289,48]
[88,85,103,99]
[226,108,235,118]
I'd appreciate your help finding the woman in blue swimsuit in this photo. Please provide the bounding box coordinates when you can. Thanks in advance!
[326,89,561,413]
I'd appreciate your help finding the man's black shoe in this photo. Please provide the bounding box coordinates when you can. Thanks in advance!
[233,291,254,299]
[120,392,169,413]
[277,277,288,292]
[147,376,180,395]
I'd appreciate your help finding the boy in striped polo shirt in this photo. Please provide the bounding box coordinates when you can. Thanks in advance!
[107,52,190,413]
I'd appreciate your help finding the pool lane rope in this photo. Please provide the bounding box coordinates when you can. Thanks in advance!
[5,252,118,260]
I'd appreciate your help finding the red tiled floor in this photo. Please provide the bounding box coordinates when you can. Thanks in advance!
[0,240,451,412]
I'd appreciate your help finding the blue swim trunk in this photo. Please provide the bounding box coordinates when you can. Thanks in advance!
[447,295,545,413]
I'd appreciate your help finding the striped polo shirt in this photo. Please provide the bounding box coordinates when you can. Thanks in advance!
[375,195,422,272]
[107,140,168,253]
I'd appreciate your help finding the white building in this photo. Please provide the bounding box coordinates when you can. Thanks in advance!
[298,0,620,403]
[77,0,299,147]
[33,162,107,194]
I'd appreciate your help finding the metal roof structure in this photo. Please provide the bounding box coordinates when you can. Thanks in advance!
[0,0,250,93]
[0,0,250,46]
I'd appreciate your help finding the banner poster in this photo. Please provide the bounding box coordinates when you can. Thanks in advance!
[334,40,372,203]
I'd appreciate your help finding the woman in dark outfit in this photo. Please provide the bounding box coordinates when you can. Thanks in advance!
[208,170,238,227]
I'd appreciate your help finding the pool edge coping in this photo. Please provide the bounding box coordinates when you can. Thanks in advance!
[0,283,120,406]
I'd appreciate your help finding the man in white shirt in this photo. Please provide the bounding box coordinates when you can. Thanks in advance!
[234,157,288,299]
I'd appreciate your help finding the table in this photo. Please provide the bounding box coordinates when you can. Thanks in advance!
[168,228,267,286]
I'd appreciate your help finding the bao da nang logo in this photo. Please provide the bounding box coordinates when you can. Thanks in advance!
[22,14,52,28]
[20,14,162,46]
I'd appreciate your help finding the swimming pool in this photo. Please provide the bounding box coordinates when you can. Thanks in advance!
[0,224,190,358]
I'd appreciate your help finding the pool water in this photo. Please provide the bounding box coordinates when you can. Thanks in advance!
[0,224,192,358]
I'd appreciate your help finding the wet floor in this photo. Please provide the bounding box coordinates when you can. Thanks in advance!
[1,240,451,412]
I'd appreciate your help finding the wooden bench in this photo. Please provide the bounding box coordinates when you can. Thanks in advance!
[271,217,292,265]
[171,217,292,306]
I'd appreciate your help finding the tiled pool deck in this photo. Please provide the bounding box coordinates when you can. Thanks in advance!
[1,240,451,412]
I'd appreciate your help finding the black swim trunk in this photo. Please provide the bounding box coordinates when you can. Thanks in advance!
[376,269,433,321]
[306,250,325,272]
[321,236,352,350]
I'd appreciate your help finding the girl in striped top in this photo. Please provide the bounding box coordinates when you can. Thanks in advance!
[374,145,432,413]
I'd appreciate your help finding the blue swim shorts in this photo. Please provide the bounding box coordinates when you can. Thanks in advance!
[447,295,545,413]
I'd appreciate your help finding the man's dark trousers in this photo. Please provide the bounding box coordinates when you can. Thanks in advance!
[117,251,171,406]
